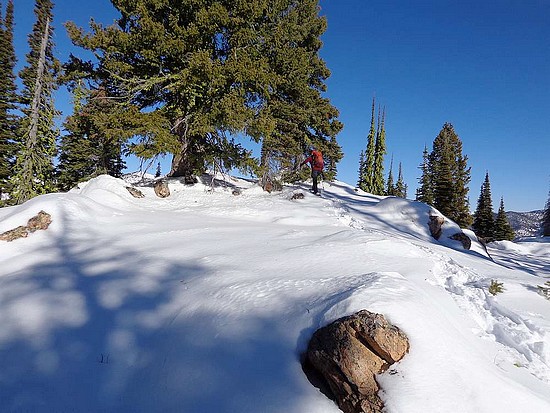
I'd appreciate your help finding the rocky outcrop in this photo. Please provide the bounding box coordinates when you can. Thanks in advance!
[0,211,52,242]
[428,215,445,239]
[450,232,472,250]
[154,180,170,198]
[303,310,409,413]
[125,186,145,198]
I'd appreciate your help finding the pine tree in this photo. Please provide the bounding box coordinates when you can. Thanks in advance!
[155,162,161,178]
[395,162,407,198]
[11,0,59,204]
[493,197,515,241]
[372,106,386,195]
[358,97,376,192]
[385,155,395,196]
[542,188,550,237]
[67,0,342,185]
[472,172,494,240]
[357,150,365,188]
[0,0,18,204]
[416,145,433,204]
[428,123,472,227]
[57,81,126,191]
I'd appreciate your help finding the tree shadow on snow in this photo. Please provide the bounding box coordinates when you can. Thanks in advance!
[0,209,309,413]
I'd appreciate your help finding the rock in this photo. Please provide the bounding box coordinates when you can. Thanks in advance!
[0,211,53,242]
[0,226,29,242]
[126,186,145,198]
[428,215,445,239]
[291,192,305,200]
[154,180,170,198]
[27,210,52,232]
[232,188,242,196]
[304,310,409,413]
[450,232,472,250]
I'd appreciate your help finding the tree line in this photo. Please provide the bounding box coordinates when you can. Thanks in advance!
[357,115,550,241]
[0,0,343,206]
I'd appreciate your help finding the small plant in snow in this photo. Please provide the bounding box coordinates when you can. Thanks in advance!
[537,281,550,300]
[489,279,505,296]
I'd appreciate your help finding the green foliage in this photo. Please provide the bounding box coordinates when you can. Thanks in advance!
[472,172,495,240]
[415,145,433,204]
[538,281,550,300]
[395,162,407,198]
[385,156,395,196]
[57,81,126,191]
[11,0,60,204]
[493,197,515,241]
[372,107,386,195]
[66,0,342,184]
[0,0,18,204]
[358,97,376,192]
[489,279,505,296]
[421,123,472,227]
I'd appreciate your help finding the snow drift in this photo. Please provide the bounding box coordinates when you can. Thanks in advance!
[0,175,549,412]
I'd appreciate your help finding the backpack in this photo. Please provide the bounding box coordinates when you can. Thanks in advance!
[311,150,324,170]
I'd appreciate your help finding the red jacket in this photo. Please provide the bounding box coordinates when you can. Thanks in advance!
[302,151,324,172]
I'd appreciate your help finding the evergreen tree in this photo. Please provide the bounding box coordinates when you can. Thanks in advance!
[67,0,342,185]
[57,81,126,191]
[357,150,365,188]
[372,106,386,195]
[416,145,433,204]
[11,0,59,204]
[493,197,515,241]
[0,0,18,204]
[395,162,407,198]
[385,155,395,196]
[358,97,376,192]
[428,123,472,227]
[155,162,161,178]
[472,172,494,240]
[542,188,550,237]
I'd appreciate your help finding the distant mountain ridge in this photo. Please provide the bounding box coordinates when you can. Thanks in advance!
[505,210,543,238]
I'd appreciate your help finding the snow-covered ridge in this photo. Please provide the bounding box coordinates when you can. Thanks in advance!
[0,174,549,413]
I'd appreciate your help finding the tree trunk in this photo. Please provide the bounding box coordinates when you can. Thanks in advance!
[168,130,200,184]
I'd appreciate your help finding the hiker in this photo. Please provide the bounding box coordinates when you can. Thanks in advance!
[300,148,324,194]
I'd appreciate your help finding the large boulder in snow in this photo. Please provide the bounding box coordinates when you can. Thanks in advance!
[303,310,409,413]
[429,215,445,239]
[154,180,170,198]
[125,186,145,198]
[0,210,52,242]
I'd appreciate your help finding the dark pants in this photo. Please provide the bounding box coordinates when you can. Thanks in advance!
[311,170,321,193]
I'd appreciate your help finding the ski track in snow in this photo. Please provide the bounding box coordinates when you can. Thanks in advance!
[322,190,550,384]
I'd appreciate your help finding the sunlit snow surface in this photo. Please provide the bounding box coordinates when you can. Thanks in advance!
[1,175,549,413]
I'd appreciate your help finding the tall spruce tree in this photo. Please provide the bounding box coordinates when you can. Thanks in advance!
[428,123,472,227]
[11,0,59,204]
[358,97,376,192]
[67,0,342,185]
[542,188,550,237]
[472,172,494,240]
[57,81,126,191]
[372,106,386,195]
[0,0,18,204]
[385,155,395,196]
[395,162,407,198]
[493,197,515,241]
[416,145,433,204]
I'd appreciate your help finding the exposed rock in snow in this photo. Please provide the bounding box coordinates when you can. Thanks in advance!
[304,310,409,413]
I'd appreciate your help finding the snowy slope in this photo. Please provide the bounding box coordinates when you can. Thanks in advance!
[0,175,549,413]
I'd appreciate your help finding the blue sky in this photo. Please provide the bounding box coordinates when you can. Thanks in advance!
[11,0,550,211]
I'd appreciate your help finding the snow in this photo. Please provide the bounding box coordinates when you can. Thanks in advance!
[1,174,549,413]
